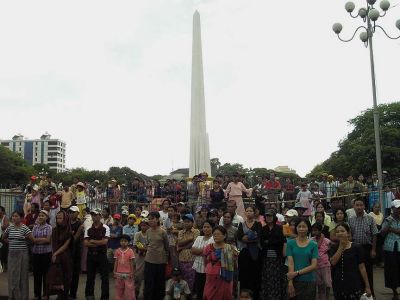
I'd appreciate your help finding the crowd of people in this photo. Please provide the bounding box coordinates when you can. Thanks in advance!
[0,171,400,300]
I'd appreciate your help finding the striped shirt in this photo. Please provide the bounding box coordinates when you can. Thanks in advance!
[4,224,32,250]
[192,235,214,273]
[32,223,52,254]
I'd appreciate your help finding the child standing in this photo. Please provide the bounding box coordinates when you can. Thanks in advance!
[296,183,313,217]
[114,234,136,300]
[164,268,191,300]
[311,223,332,300]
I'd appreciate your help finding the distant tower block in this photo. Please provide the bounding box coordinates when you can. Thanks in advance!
[189,11,211,177]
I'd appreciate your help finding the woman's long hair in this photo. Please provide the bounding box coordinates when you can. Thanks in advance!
[53,210,72,244]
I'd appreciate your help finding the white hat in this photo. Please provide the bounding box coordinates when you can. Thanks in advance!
[69,206,79,212]
[140,210,149,218]
[32,185,39,191]
[77,182,85,188]
[121,205,129,211]
[90,208,101,215]
[392,200,400,208]
[121,210,129,216]
[285,209,298,217]
[39,210,49,217]
[94,180,100,184]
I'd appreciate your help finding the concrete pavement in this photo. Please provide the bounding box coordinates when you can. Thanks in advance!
[0,267,396,299]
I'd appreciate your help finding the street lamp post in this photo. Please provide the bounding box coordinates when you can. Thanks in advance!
[332,0,400,209]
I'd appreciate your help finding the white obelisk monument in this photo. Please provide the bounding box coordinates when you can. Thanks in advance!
[189,11,211,177]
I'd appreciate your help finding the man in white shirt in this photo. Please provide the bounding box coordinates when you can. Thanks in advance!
[219,200,244,227]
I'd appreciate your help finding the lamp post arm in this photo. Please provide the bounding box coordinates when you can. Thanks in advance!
[375,25,400,39]
[337,26,368,42]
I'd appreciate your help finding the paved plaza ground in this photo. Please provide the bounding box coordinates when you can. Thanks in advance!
[0,267,396,299]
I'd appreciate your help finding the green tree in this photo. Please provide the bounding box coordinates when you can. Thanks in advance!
[309,102,400,178]
[33,163,56,178]
[210,158,221,176]
[218,163,249,176]
[0,145,34,184]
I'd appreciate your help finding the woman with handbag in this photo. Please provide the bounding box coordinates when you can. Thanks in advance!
[47,210,72,299]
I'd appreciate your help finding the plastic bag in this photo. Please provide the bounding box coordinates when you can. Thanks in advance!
[360,293,373,300]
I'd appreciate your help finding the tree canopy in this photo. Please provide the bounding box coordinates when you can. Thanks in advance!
[308,102,400,178]
[210,157,301,184]
[0,145,34,185]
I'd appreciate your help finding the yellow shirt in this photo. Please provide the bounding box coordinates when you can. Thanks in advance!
[177,228,200,262]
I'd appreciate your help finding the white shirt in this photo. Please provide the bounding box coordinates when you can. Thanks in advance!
[159,211,169,226]
[192,235,214,273]
[219,214,244,228]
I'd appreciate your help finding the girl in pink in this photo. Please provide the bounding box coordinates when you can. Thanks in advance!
[311,223,332,300]
[225,172,252,219]
[114,234,136,300]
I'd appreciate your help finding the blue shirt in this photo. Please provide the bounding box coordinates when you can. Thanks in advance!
[108,225,123,249]
[123,224,138,245]
[382,216,400,252]
[286,239,318,282]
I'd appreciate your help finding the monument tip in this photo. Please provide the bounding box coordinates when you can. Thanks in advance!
[194,10,200,16]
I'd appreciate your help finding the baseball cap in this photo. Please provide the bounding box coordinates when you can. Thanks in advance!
[128,214,137,220]
[182,213,194,222]
[140,210,149,218]
[392,200,400,208]
[285,209,298,217]
[113,213,121,220]
[76,182,85,188]
[121,210,129,216]
[69,206,79,212]
[140,217,149,224]
[91,208,102,215]
[39,210,49,217]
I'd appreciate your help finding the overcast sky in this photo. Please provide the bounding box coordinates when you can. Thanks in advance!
[0,0,399,177]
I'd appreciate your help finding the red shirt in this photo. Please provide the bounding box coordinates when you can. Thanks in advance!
[264,180,281,190]
[114,248,135,274]
[24,212,38,227]
[48,194,61,209]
